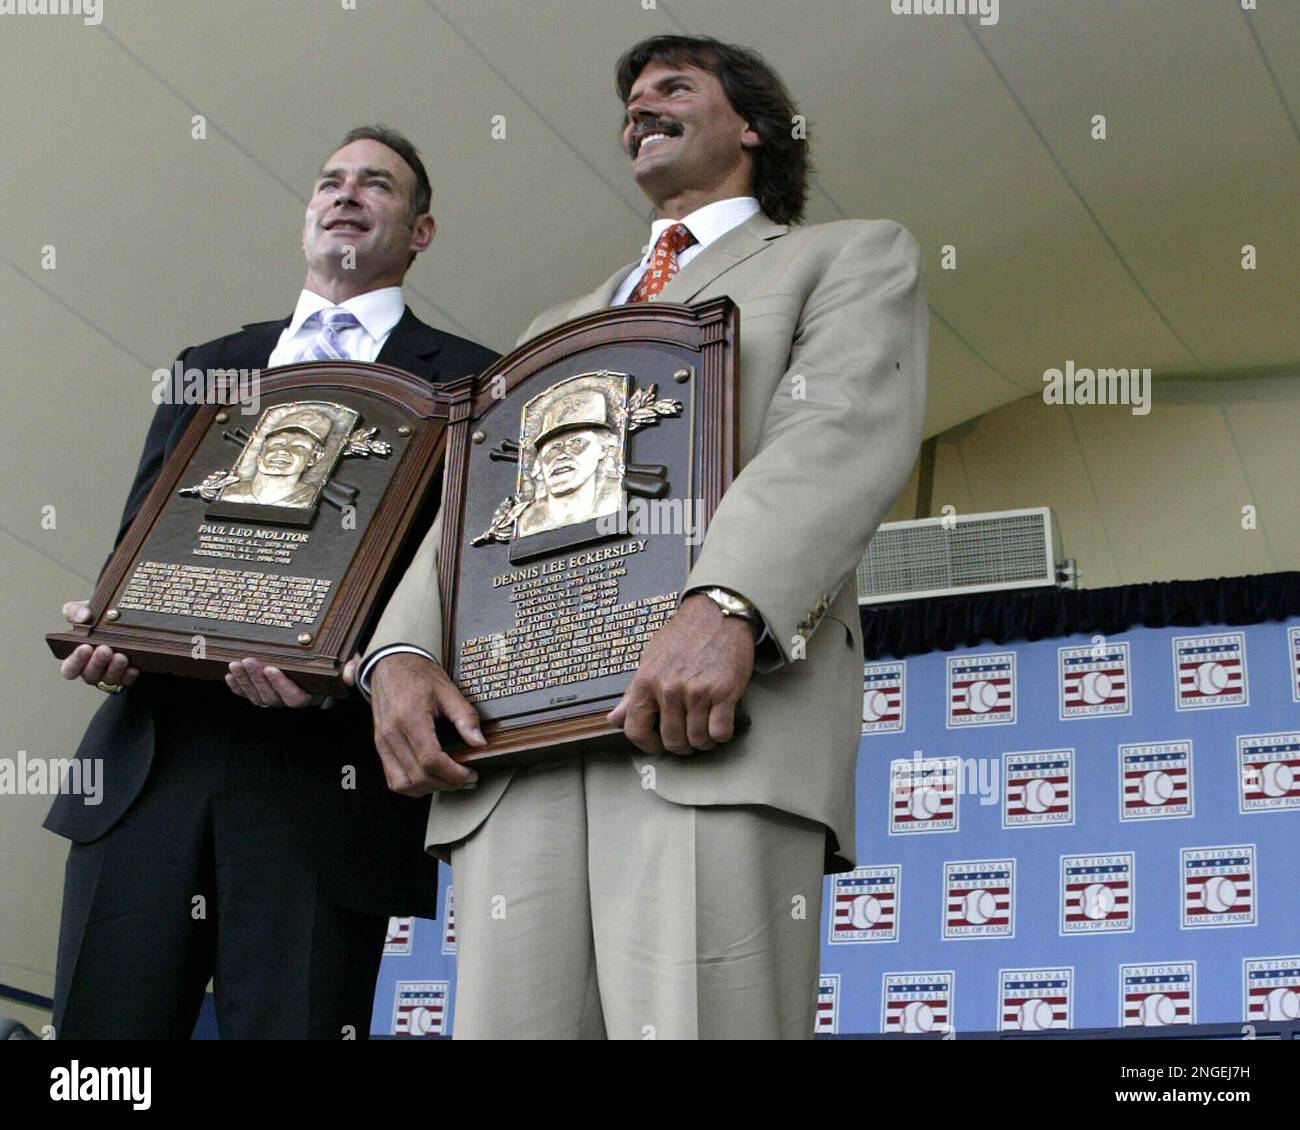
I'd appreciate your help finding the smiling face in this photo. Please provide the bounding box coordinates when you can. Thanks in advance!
[621,60,761,216]
[537,428,606,496]
[302,138,434,295]
[256,429,321,479]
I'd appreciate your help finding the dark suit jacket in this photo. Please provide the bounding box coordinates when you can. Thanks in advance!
[45,307,499,918]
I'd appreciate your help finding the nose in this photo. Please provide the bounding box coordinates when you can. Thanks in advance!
[625,102,661,136]
[329,177,361,208]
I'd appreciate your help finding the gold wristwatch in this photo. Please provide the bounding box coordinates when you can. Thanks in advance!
[690,586,760,626]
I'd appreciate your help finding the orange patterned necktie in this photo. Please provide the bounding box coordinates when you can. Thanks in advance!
[628,222,697,303]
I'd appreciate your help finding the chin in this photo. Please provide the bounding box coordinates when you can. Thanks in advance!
[634,150,671,172]
[633,161,680,194]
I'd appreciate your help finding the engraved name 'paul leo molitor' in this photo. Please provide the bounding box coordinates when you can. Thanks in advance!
[178,399,392,522]
[471,371,681,546]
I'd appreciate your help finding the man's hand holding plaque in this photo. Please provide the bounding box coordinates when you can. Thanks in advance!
[370,653,485,794]
[224,653,361,708]
[607,590,756,755]
[57,599,140,691]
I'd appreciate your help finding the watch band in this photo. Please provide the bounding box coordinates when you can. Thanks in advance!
[690,586,760,624]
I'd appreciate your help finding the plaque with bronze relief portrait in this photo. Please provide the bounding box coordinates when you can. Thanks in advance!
[438,298,739,766]
[46,363,447,695]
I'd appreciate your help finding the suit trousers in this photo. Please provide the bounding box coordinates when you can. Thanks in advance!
[446,750,826,1039]
[53,695,388,1040]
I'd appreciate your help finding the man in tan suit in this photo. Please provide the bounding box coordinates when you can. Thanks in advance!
[359,35,929,1039]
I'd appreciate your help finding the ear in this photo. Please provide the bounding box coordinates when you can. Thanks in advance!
[410,213,436,256]
[740,121,763,150]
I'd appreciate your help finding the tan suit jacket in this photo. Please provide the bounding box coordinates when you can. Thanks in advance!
[365,212,929,871]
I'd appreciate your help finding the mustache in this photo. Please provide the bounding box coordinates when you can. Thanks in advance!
[627,117,683,157]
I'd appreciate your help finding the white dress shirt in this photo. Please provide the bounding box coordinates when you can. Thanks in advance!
[610,196,761,305]
[267,286,407,367]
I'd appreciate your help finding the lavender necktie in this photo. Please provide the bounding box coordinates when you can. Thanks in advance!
[295,307,361,362]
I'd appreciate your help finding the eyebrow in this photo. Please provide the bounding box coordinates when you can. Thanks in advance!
[316,166,396,183]
[625,70,695,106]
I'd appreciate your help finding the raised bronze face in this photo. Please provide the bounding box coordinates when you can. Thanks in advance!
[256,429,323,479]
[538,427,606,495]
[184,400,360,517]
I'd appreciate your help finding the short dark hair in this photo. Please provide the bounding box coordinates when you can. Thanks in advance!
[615,35,809,225]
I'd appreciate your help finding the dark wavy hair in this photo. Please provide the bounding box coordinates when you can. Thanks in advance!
[615,35,809,225]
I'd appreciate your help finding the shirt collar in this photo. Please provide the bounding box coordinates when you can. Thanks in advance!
[640,197,761,265]
[285,286,406,340]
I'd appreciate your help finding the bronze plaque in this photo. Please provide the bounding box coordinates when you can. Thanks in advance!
[439,298,739,765]
[47,363,447,695]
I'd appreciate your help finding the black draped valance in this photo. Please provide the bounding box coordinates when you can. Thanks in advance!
[859,571,1300,661]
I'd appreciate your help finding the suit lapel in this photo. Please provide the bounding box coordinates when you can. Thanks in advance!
[234,318,290,368]
[658,212,788,304]
[566,263,634,320]
[375,307,442,376]
[167,318,285,453]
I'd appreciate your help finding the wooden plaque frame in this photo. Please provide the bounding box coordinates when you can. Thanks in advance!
[47,363,447,695]
[438,298,739,766]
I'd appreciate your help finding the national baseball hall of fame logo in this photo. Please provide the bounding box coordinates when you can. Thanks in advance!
[442,885,457,955]
[999,967,1073,1032]
[1061,852,1135,934]
[889,755,959,834]
[383,917,413,956]
[1059,641,1131,719]
[862,661,905,734]
[882,972,954,1034]
[1244,957,1300,1024]
[1003,749,1074,828]
[1121,963,1195,1027]
[1119,740,1193,820]
[947,651,1016,727]
[1182,844,1256,928]
[816,975,839,1034]
[391,981,449,1036]
[1173,632,1248,710]
[1237,732,1300,813]
[829,865,900,944]
[943,859,1015,939]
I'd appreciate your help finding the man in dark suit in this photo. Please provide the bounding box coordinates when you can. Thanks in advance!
[48,125,498,1039]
